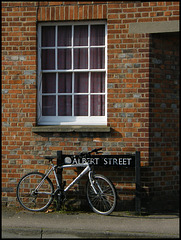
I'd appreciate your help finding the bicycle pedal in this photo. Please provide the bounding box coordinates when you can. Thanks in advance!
[62,181,66,189]
[63,197,67,202]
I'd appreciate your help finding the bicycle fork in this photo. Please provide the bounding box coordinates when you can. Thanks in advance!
[88,171,98,195]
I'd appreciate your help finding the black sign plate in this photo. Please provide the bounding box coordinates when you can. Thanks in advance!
[60,154,135,167]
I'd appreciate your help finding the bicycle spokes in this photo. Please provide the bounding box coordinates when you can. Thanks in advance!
[17,172,54,211]
[87,174,116,215]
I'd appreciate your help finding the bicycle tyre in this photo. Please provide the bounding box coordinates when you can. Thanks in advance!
[17,172,54,212]
[86,174,116,215]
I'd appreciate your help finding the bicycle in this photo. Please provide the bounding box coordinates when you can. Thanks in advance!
[16,148,117,215]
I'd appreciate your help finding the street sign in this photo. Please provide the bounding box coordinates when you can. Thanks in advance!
[59,154,135,167]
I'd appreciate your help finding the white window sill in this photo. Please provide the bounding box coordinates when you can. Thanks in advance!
[32,125,110,133]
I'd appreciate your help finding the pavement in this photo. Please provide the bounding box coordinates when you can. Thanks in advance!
[2,206,180,239]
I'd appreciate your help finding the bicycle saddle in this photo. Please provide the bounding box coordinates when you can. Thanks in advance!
[44,156,57,160]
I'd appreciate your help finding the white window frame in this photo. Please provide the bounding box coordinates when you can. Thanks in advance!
[37,21,107,126]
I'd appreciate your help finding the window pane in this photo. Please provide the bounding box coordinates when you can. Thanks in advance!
[42,49,55,70]
[58,26,72,46]
[74,95,88,116]
[90,48,105,69]
[58,49,72,69]
[74,25,88,46]
[91,95,105,116]
[42,73,56,93]
[58,96,72,116]
[42,96,56,116]
[42,26,55,47]
[91,72,105,93]
[74,72,88,93]
[58,73,72,93]
[74,48,88,69]
[90,25,105,46]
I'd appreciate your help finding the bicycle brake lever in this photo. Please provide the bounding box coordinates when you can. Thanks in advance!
[79,152,87,157]
[96,151,103,154]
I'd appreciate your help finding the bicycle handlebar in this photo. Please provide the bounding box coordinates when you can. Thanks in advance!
[78,148,103,157]
[91,148,102,153]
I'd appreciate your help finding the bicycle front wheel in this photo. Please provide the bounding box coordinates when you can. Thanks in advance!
[17,172,54,212]
[87,174,116,215]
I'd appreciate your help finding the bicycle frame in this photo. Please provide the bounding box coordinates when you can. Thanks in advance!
[60,163,90,192]
[40,162,98,196]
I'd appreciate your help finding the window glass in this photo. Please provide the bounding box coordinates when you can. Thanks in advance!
[58,26,72,46]
[74,25,88,46]
[74,72,88,93]
[90,25,105,46]
[90,48,105,69]
[74,95,88,116]
[58,49,72,69]
[58,73,72,93]
[41,49,55,70]
[91,95,105,116]
[74,48,88,69]
[42,73,56,93]
[91,72,105,93]
[42,26,55,47]
[42,96,56,116]
[58,96,72,116]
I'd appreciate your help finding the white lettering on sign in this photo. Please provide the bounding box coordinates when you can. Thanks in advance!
[71,157,99,165]
[64,156,133,166]
[104,158,132,166]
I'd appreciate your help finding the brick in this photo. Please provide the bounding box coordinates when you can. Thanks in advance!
[69,5,74,20]
[74,5,78,20]
[93,4,97,18]
[46,7,50,20]
[153,17,168,21]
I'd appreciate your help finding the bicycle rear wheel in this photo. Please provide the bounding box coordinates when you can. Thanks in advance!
[87,174,116,215]
[17,172,54,212]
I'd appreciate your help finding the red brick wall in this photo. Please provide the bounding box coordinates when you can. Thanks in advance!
[2,1,179,211]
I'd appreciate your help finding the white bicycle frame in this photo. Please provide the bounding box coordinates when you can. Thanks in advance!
[38,162,98,195]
